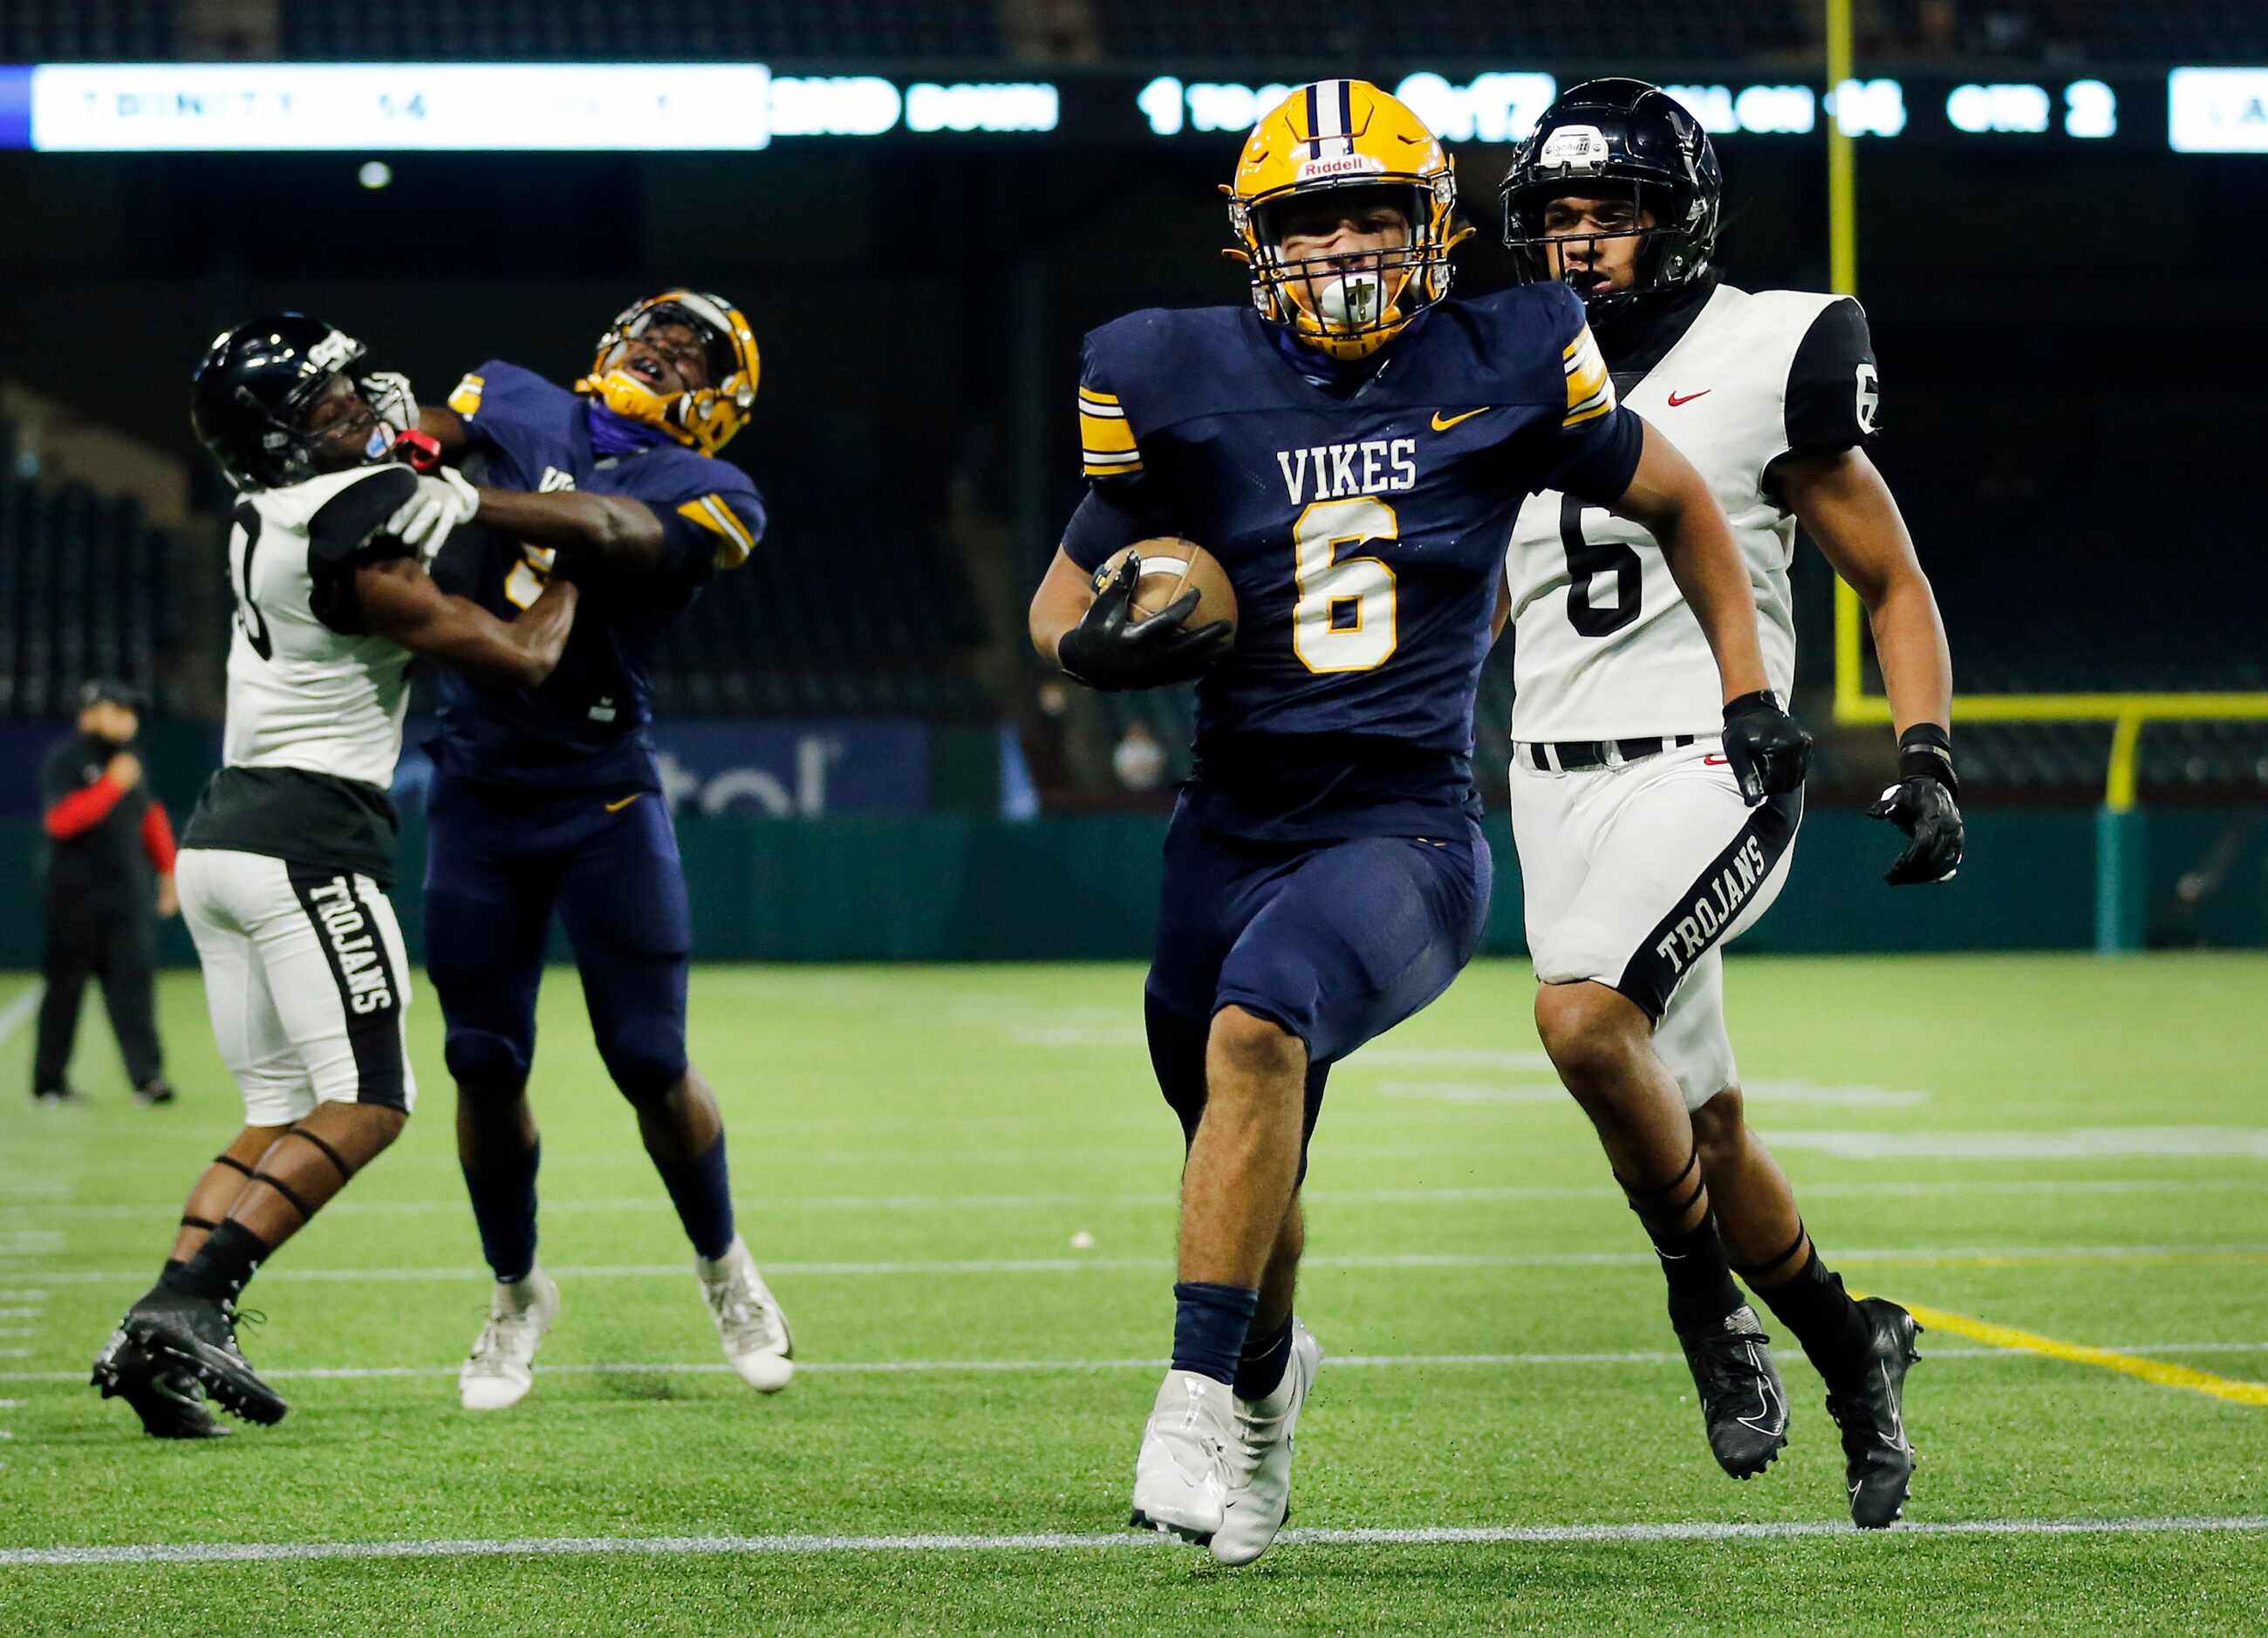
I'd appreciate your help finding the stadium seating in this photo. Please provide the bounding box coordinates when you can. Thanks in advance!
[279,0,1001,62]
[616,456,991,720]
[0,454,176,720]
[0,0,174,64]
[7,2,2268,63]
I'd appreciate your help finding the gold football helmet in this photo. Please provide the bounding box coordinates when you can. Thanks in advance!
[1226,80,1469,360]
[575,289,760,455]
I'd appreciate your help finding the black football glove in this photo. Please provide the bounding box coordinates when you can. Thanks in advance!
[1055,551,1232,692]
[1868,726,1964,885]
[1719,690,1812,806]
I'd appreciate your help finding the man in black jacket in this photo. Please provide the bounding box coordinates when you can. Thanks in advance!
[33,680,177,1107]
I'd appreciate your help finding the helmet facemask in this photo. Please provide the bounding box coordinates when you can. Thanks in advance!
[229,358,383,489]
[1241,182,1452,361]
[578,290,760,455]
[1504,178,1712,321]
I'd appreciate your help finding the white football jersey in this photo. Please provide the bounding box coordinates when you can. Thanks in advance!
[220,464,421,788]
[1503,283,1878,741]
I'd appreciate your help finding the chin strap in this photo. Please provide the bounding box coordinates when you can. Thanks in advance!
[577,369,700,448]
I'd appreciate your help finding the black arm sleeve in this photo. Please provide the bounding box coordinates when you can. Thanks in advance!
[1552,404,1648,508]
[1783,297,1880,454]
[1059,484,1173,576]
[307,468,420,635]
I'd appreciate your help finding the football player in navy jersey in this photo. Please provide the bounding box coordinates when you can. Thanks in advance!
[1028,80,1809,1564]
[389,290,794,1409]
[1497,80,1958,1526]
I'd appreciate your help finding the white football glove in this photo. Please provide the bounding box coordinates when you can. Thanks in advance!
[359,371,419,441]
[387,466,480,557]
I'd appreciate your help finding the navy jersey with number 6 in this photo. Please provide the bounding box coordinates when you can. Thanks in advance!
[426,360,766,793]
[1062,279,1643,839]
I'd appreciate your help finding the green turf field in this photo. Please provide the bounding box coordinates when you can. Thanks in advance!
[3,953,2265,1635]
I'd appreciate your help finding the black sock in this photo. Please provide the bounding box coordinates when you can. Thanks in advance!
[1171,1281,1259,1386]
[1750,1243,1875,1384]
[462,1140,542,1283]
[653,1135,735,1263]
[1646,1213,1746,1332]
[160,1221,271,1303]
[1233,1314,1295,1400]
[1620,1149,1743,1331]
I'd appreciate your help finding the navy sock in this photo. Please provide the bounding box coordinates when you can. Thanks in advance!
[161,1221,271,1302]
[653,1134,736,1262]
[1233,1314,1295,1400]
[461,1140,541,1283]
[1171,1281,1259,1386]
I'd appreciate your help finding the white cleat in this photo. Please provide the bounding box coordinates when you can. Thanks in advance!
[459,1267,559,1411]
[1130,1368,1236,1544]
[1211,1320,1323,1566]
[696,1237,795,1392]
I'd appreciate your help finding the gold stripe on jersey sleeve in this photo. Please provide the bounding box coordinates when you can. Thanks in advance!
[1077,385,1121,407]
[675,494,758,568]
[1561,326,1616,428]
[447,372,486,417]
[1077,412,1137,454]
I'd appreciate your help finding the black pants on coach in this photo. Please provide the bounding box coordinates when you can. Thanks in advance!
[33,889,163,1094]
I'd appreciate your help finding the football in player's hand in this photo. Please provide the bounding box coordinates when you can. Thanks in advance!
[1092,540,1238,638]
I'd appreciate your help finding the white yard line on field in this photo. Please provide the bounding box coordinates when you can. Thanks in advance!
[12,1241,2268,1287]
[8,1339,2268,1387]
[4,1514,2265,1567]
[14,1174,2262,1222]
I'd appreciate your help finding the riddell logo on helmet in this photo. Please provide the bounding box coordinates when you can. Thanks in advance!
[1295,153,1387,182]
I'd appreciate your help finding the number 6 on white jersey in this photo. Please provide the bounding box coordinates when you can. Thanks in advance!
[1292,497,1398,673]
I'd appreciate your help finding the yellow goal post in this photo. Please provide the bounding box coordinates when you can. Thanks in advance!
[1822,0,2268,949]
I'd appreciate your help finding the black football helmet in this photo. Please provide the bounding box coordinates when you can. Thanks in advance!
[190,314,388,490]
[1500,78,1723,319]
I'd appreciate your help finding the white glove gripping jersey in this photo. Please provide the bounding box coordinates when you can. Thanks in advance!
[1504,284,1878,741]
[218,464,420,786]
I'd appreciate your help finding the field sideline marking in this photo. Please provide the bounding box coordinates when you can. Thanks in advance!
[11,1340,2268,1387]
[14,1175,2264,1221]
[4,1514,2265,1568]
[11,1242,2268,1287]
[1896,1299,2268,1409]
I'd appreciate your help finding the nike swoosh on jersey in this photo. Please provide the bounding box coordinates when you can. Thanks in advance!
[603,794,642,813]
[1666,389,1711,407]
[1430,406,1493,432]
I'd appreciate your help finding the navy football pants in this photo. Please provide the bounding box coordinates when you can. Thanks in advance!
[1144,806,1493,1177]
[423,779,692,1104]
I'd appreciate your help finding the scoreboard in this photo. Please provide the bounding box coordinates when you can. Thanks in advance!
[1,62,2262,154]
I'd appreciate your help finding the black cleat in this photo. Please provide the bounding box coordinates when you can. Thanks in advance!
[1675,1304,1790,1478]
[32,1085,87,1108]
[1825,1297,1923,1528]
[113,1287,289,1427]
[91,1328,230,1439]
[133,1078,176,1107]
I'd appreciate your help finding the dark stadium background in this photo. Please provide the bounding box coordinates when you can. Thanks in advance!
[1,3,2264,965]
